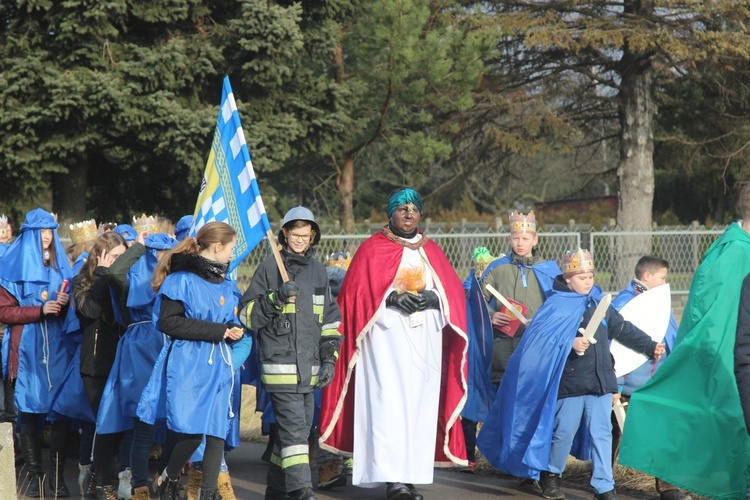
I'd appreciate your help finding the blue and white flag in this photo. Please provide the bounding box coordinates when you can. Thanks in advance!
[191,76,272,272]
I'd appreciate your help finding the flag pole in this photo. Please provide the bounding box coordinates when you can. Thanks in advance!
[266,229,290,282]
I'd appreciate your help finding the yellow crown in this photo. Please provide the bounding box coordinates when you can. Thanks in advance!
[0,215,8,238]
[133,214,158,235]
[509,210,536,234]
[69,219,98,244]
[97,222,118,235]
[562,248,595,276]
[328,252,352,271]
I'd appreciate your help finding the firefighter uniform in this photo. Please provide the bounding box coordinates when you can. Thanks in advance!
[240,247,341,497]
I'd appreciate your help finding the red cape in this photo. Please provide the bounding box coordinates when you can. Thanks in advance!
[319,231,468,466]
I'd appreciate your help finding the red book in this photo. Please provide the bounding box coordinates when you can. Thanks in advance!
[498,298,529,337]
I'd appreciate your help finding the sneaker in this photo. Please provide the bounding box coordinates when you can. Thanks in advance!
[594,490,618,500]
[118,468,133,500]
[538,471,566,500]
[318,459,346,490]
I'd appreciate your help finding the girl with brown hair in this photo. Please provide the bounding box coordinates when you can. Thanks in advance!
[138,221,246,500]
[73,231,131,500]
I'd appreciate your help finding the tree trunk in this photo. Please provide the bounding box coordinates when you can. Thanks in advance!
[612,50,656,290]
[338,153,355,232]
[52,160,88,227]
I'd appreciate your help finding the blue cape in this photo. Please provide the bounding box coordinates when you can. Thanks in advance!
[476,285,603,479]
[460,272,495,422]
[137,271,240,438]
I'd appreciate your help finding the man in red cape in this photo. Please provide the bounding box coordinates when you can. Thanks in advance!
[319,188,468,500]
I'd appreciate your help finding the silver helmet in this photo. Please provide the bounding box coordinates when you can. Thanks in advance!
[278,206,321,246]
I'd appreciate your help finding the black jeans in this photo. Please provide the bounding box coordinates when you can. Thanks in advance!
[166,433,224,490]
[130,418,155,488]
[83,374,123,487]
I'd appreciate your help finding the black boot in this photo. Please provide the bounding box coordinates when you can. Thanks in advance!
[197,487,222,500]
[538,471,566,500]
[156,471,180,500]
[95,485,118,500]
[19,432,44,498]
[14,432,24,466]
[49,450,70,497]
[49,420,71,497]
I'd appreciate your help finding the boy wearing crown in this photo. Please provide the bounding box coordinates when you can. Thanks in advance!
[477,249,664,500]
[479,211,560,388]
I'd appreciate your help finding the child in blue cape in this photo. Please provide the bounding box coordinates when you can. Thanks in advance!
[477,248,664,500]
[0,208,74,497]
[138,221,245,500]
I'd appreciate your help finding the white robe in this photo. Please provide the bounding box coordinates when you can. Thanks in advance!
[353,237,446,487]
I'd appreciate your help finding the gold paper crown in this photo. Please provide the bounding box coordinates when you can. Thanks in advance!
[509,210,536,234]
[328,252,352,271]
[0,215,8,237]
[562,248,595,276]
[133,214,158,235]
[97,222,118,235]
[69,219,98,244]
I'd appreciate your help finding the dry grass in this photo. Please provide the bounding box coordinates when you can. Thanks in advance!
[239,385,265,442]
[475,451,706,499]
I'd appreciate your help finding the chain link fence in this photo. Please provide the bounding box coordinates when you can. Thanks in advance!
[56,223,724,294]
[590,227,724,294]
[234,226,580,291]
[235,224,726,294]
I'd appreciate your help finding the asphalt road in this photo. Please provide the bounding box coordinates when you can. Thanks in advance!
[16,439,655,499]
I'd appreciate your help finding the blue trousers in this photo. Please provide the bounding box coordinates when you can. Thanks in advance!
[548,394,614,494]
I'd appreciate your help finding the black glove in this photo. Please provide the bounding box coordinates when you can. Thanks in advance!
[418,290,440,310]
[316,361,336,389]
[385,291,422,315]
[320,339,340,364]
[271,281,299,307]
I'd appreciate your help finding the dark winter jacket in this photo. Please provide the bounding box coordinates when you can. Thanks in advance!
[239,248,342,393]
[554,276,658,399]
[77,244,143,378]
